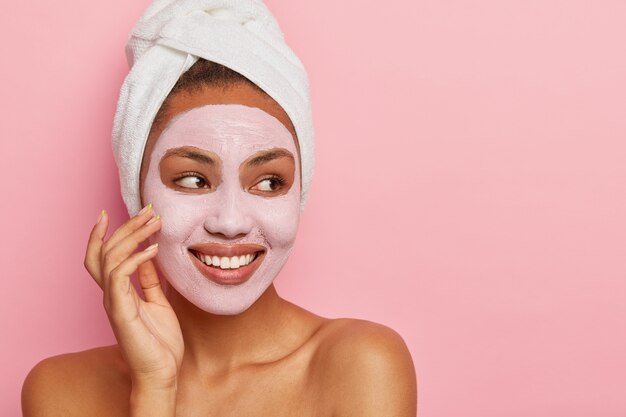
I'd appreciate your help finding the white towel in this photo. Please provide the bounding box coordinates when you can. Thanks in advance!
[112,0,314,216]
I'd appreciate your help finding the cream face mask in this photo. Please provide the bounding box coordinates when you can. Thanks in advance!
[142,104,301,315]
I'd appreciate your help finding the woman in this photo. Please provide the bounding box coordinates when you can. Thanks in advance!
[22,2,417,416]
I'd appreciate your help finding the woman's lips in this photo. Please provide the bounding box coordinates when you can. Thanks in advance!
[187,243,266,285]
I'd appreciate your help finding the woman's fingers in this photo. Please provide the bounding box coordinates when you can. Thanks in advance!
[87,205,163,314]
[101,204,154,257]
[84,210,109,288]
[101,215,161,282]
[137,258,170,306]
[105,243,161,320]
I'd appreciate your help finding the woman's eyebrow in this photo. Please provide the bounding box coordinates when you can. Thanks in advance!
[163,148,216,165]
[246,149,294,167]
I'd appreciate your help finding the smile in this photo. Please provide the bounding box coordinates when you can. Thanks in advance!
[187,243,266,285]
[190,251,260,269]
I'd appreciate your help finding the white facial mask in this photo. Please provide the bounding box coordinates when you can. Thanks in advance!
[142,104,301,315]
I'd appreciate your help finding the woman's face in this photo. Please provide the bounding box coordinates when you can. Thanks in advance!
[140,84,301,315]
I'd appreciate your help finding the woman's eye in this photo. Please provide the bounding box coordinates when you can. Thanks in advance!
[253,177,283,192]
[174,175,208,189]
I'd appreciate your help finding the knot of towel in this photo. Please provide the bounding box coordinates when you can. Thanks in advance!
[112,0,314,216]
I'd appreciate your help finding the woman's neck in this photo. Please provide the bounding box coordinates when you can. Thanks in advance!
[167,283,303,377]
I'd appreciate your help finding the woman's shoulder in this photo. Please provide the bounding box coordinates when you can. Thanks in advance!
[311,318,418,416]
[22,345,131,417]
[314,317,415,367]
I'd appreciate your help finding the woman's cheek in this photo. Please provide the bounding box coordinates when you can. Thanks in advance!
[256,194,301,247]
[143,184,203,244]
[160,196,199,239]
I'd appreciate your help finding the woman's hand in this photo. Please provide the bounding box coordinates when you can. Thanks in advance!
[84,205,184,392]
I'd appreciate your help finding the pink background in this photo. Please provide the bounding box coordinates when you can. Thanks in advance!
[1,1,625,416]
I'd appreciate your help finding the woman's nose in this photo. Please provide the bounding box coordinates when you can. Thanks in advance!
[203,190,254,239]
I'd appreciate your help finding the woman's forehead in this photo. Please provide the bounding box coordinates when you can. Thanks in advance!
[157,83,297,141]
[139,83,301,192]
[154,104,298,160]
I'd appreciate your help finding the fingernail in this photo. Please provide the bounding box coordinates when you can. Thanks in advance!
[147,214,161,225]
[138,203,153,215]
[97,209,106,224]
[144,243,159,252]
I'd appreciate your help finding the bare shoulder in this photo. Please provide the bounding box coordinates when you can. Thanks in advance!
[311,318,418,417]
[22,345,131,417]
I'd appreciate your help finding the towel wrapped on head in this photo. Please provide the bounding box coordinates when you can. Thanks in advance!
[112,0,314,216]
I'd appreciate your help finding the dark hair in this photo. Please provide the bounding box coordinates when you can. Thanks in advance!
[150,58,268,136]
[170,58,265,94]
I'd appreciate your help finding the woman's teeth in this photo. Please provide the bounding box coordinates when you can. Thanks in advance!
[194,252,257,269]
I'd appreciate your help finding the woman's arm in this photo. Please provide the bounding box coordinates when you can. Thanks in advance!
[130,385,177,417]
[22,208,183,417]
[84,208,183,416]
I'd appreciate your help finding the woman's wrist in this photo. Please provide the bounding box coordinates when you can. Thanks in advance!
[130,384,177,417]
[131,373,178,394]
